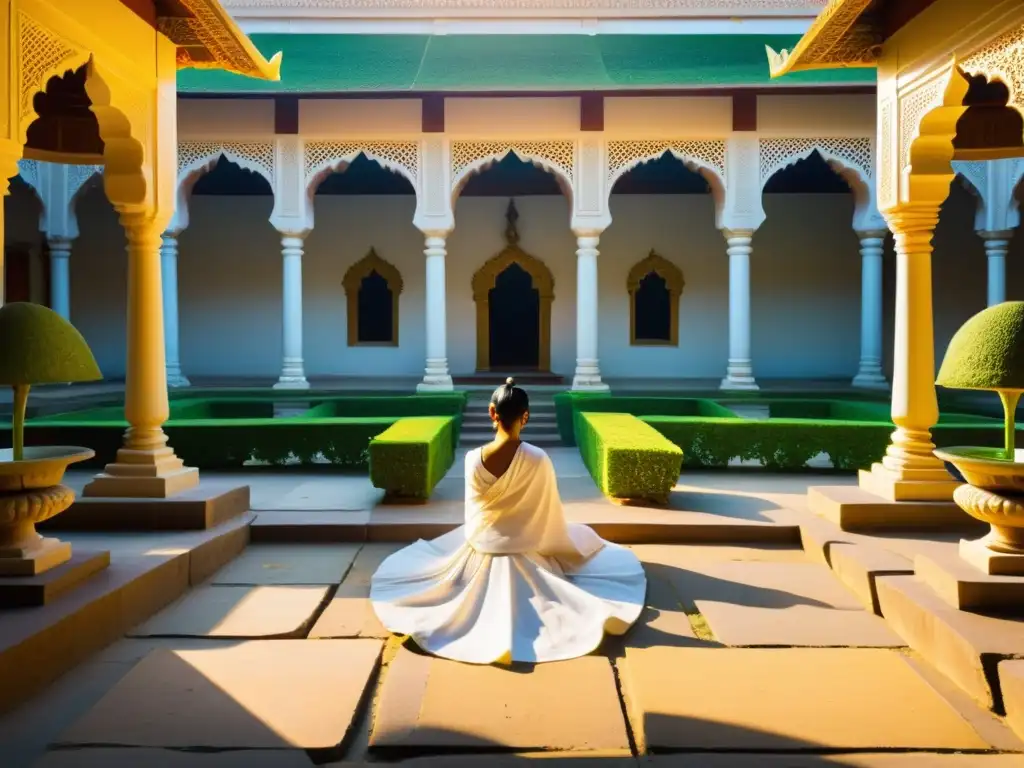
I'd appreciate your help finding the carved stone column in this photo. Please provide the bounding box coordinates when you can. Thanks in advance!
[83,213,199,498]
[852,230,889,390]
[160,233,190,388]
[572,231,608,391]
[274,232,309,390]
[720,229,758,391]
[417,233,453,392]
[981,230,1012,306]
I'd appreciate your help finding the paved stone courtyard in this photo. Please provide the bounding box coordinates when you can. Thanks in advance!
[2,450,1024,767]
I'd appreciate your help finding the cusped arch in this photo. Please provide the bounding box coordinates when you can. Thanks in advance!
[472,242,554,371]
[759,138,874,202]
[17,12,92,146]
[627,250,684,347]
[451,142,575,207]
[304,141,419,198]
[342,247,403,346]
[607,142,726,198]
[960,25,1024,127]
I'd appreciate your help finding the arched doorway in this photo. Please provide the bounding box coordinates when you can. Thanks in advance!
[472,202,554,371]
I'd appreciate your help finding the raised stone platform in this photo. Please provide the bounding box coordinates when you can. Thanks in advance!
[42,483,250,532]
[809,485,980,532]
[0,550,109,608]
[915,551,1024,612]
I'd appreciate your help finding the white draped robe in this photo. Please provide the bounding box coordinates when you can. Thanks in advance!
[370,442,647,664]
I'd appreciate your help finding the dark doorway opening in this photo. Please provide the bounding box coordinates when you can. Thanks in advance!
[357,270,394,343]
[489,262,540,369]
[635,272,672,343]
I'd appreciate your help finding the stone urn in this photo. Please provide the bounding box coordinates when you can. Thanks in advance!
[0,303,102,577]
[934,301,1024,574]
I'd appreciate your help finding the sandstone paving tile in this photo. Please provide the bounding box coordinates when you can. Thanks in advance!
[57,639,382,750]
[209,544,360,585]
[254,476,384,511]
[1001,659,1024,744]
[655,558,906,645]
[33,748,316,767]
[622,647,991,751]
[631,543,808,565]
[370,647,630,752]
[640,755,1024,767]
[128,585,329,638]
[310,544,402,638]
[614,562,704,651]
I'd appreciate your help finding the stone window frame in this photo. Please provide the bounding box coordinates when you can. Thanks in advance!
[341,247,404,347]
[627,250,685,347]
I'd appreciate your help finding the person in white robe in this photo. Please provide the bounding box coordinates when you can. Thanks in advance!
[370,377,647,665]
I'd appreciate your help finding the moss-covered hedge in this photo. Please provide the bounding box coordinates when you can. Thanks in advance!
[576,411,683,503]
[369,416,455,500]
[555,393,738,445]
[643,416,1017,471]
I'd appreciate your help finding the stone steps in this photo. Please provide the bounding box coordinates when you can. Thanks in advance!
[458,399,562,447]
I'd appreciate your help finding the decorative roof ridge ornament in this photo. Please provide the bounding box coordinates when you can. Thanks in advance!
[765,0,879,79]
[162,0,283,81]
[504,199,520,246]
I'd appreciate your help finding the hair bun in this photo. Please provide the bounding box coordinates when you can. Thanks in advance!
[505,377,516,386]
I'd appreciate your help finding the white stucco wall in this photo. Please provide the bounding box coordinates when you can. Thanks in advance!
[4,181,1020,383]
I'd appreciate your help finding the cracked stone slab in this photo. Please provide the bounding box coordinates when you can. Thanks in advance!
[662,561,903,646]
[210,544,360,585]
[58,640,382,750]
[370,647,630,752]
[310,544,401,639]
[623,647,990,751]
[128,585,328,638]
[34,748,315,767]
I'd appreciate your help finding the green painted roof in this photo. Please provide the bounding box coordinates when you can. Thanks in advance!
[177,34,876,94]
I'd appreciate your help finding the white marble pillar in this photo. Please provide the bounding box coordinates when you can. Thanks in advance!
[417,234,453,391]
[982,230,1011,306]
[160,233,190,388]
[852,230,888,389]
[274,234,308,389]
[720,230,758,390]
[48,237,72,321]
[572,233,608,391]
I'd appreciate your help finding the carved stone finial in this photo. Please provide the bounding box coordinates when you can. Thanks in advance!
[505,199,520,245]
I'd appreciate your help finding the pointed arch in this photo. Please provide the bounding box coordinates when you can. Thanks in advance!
[628,250,684,347]
[450,141,575,207]
[759,137,874,202]
[472,242,554,371]
[342,248,403,346]
[304,141,419,198]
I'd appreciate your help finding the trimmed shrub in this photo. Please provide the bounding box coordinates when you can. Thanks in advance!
[554,393,737,445]
[643,416,1019,471]
[369,416,456,500]
[576,411,683,503]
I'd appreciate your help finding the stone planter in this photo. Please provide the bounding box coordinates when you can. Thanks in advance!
[935,446,1024,574]
[0,446,95,576]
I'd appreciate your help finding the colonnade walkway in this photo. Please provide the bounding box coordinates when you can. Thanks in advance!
[2,449,1024,766]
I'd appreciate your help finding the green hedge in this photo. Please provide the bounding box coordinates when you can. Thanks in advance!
[6,394,470,469]
[643,416,1019,471]
[554,393,738,445]
[576,411,683,503]
[13,417,400,469]
[369,416,456,500]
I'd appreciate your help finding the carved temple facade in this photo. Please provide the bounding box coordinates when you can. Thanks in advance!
[5,0,1024,393]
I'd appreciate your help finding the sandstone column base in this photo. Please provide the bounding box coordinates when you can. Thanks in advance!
[858,463,960,503]
[83,447,199,499]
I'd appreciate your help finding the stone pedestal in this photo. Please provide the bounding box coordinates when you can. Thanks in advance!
[0,484,76,577]
[916,551,1024,612]
[807,485,978,532]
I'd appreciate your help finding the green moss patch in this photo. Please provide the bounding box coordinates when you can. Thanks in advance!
[576,412,683,503]
[369,416,456,501]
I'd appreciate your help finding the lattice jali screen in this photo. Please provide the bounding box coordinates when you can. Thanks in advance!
[68,164,102,199]
[177,141,276,187]
[759,137,874,186]
[16,159,40,193]
[961,24,1024,121]
[606,140,727,186]
[450,141,575,191]
[17,12,87,125]
[303,140,419,188]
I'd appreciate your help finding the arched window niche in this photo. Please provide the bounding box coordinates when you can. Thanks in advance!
[627,250,684,346]
[342,248,404,346]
